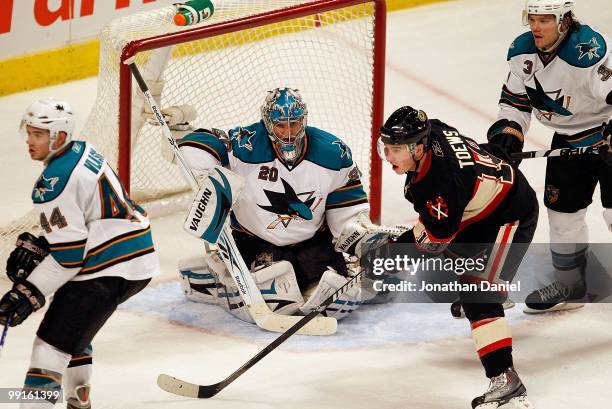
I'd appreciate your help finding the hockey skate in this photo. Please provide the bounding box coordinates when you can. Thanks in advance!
[472,367,534,409]
[66,384,91,409]
[523,279,586,314]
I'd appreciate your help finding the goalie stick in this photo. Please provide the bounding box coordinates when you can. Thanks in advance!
[126,59,336,336]
[511,143,609,160]
[156,270,363,399]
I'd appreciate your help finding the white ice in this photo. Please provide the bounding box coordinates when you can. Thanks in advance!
[1,0,612,408]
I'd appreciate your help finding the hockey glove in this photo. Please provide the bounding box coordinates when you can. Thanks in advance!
[0,281,45,327]
[487,119,525,166]
[6,232,49,283]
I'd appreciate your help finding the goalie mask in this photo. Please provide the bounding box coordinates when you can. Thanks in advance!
[261,88,308,166]
[20,98,75,161]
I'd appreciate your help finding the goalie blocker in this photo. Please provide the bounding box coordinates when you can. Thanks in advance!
[183,166,245,244]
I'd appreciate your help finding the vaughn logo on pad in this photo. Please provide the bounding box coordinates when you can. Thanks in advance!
[184,166,245,244]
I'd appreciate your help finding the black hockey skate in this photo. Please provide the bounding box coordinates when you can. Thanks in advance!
[66,384,91,409]
[524,279,586,314]
[472,367,534,409]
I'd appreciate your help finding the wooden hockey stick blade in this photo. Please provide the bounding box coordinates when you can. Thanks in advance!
[157,374,206,398]
[249,302,337,335]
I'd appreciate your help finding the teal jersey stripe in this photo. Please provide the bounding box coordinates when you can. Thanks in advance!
[50,243,85,266]
[326,183,368,208]
[80,229,154,274]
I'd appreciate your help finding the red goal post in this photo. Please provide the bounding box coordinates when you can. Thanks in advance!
[111,0,386,222]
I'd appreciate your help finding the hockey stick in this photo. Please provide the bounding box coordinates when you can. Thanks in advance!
[126,59,336,336]
[157,270,363,399]
[511,143,609,160]
[0,317,10,359]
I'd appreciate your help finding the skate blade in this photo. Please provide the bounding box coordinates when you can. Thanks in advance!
[475,396,534,409]
[499,396,535,409]
[523,302,584,314]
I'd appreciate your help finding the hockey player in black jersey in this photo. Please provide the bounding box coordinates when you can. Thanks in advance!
[378,106,538,409]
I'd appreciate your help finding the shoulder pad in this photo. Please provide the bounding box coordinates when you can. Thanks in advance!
[304,126,353,171]
[507,31,538,60]
[32,141,86,203]
[228,121,275,164]
[178,130,230,165]
[558,25,607,68]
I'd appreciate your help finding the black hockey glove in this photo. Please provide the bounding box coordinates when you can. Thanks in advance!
[487,119,525,166]
[6,232,49,283]
[0,281,46,327]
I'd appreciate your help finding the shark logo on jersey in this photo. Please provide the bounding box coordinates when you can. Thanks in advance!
[525,76,572,121]
[576,38,601,61]
[33,175,59,201]
[232,127,255,151]
[333,140,351,159]
[258,178,322,229]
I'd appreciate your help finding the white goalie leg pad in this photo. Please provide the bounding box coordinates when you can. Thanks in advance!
[252,261,304,316]
[300,268,361,320]
[178,255,220,305]
[183,166,245,243]
[200,249,255,324]
[604,208,612,232]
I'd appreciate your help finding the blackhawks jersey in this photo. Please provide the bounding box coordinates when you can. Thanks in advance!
[405,120,534,251]
[27,141,160,296]
[498,24,612,147]
[178,121,369,246]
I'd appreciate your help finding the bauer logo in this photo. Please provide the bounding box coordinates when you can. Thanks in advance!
[189,188,213,231]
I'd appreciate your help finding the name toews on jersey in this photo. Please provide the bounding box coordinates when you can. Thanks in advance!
[30,141,160,288]
[408,121,516,251]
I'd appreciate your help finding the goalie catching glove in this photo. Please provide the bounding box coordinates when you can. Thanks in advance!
[6,232,49,283]
[183,166,245,244]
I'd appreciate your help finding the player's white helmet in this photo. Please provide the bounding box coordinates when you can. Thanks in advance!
[20,98,75,159]
[522,0,575,29]
[261,88,307,166]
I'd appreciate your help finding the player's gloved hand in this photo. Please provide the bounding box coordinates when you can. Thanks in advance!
[487,119,525,166]
[6,232,49,283]
[0,281,46,327]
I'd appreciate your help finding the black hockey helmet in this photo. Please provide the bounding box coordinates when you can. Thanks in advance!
[379,106,431,146]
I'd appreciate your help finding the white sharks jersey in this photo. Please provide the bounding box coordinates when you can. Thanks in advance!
[27,141,160,296]
[497,25,612,147]
[178,121,369,246]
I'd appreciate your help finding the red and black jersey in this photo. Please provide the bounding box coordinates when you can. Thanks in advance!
[405,120,533,251]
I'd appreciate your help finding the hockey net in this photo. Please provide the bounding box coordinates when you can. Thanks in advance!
[0,0,385,276]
